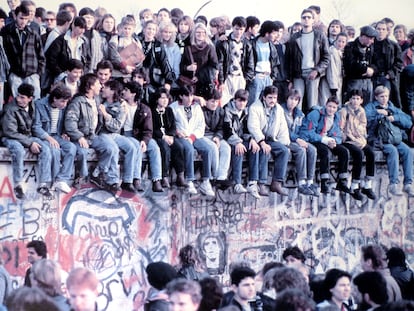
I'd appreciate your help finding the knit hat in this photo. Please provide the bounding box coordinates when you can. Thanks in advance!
[146,262,178,290]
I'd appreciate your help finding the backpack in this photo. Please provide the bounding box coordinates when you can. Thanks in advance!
[376,117,402,145]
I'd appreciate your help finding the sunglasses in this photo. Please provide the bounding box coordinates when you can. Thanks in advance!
[301,15,313,20]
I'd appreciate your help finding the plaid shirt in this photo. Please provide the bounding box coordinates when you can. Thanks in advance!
[1,22,45,77]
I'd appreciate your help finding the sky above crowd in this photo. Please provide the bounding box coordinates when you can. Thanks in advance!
[2,0,413,33]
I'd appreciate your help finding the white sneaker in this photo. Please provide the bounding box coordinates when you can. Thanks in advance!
[234,184,247,194]
[388,183,403,196]
[54,181,72,193]
[247,183,261,199]
[199,180,215,196]
[187,181,198,194]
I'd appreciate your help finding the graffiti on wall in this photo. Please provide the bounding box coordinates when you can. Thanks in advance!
[1,161,413,310]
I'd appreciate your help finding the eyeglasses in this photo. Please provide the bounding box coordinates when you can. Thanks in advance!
[45,18,56,21]
[301,15,313,20]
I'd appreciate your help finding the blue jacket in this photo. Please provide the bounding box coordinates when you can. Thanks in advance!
[33,96,66,139]
[299,106,343,144]
[281,103,305,142]
[364,100,412,143]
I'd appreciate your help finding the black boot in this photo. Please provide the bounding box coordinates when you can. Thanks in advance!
[336,179,351,193]
[321,179,330,194]
[176,172,188,187]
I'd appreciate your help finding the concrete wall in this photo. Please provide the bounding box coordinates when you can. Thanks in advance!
[0,157,413,311]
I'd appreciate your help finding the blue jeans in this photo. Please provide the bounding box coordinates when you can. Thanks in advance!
[383,142,413,185]
[193,137,217,179]
[146,139,162,180]
[206,136,231,180]
[267,141,289,182]
[2,137,52,185]
[247,74,273,106]
[289,142,317,181]
[105,133,137,183]
[231,141,264,184]
[176,137,195,181]
[155,137,185,177]
[49,135,76,182]
[123,131,143,180]
[75,135,119,184]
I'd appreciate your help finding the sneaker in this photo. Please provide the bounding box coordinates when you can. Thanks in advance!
[247,183,261,199]
[388,183,403,196]
[54,181,72,193]
[258,183,269,196]
[308,184,320,197]
[90,174,104,188]
[37,184,52,198]
[14,185,25,200]
[403,184,414,197]
[361,188,376,200]
[187,181,197,195]
[234,183,247,194]
[199,180,215,196]
[298,184,313,195]
[351,188,364,201]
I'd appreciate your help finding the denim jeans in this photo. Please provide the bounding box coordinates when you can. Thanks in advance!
[123,131,143,180]
[75,135,119,184]
[155,137,186,177]
[193,137,217,179]
[146,139,162,180]
[231,141,264,184]
[383,142,413,185]
[247,74,273,106]
[267,141,289,182]
[289,142,317,181]
[206,137,231,180]
[49,135,76,182]
[176,137,195,181]
[2,137,52,185]
[105,133,137,183]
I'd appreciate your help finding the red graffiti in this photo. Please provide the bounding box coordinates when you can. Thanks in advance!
[0,176,16,202]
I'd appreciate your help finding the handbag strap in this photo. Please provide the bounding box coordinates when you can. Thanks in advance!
[186,46,195,78]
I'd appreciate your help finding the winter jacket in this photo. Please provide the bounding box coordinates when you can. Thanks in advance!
[285,30,330,80]
[364,100,412,145]
[372,38,403,80]
[251,37,280,81]
[100,100,127,134]
[1,21,45,77]
[33,95,66,139]
[247,99,290,145]
[339,103,368,149]
[216,33,255,84]
[64,95,102,142]
[281,103,305,142]
[389,266,414,300]
[343,37,374,80]
[202,106,225,139]
[132,102,153,144]
[46,31,90,78]
[1,99,35,147]
[299,106,343,144]
[223,99,251,145]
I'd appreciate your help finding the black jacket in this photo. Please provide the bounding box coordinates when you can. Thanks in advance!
[216,33,255,84]
[343,37,374,80]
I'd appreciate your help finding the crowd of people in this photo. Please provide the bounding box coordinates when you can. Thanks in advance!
[2,241,414,311]
[0,2,414,200]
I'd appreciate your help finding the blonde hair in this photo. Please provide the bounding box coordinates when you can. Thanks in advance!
[157,21,177,46]
[191,22,213,46]
[374,85,390,96]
